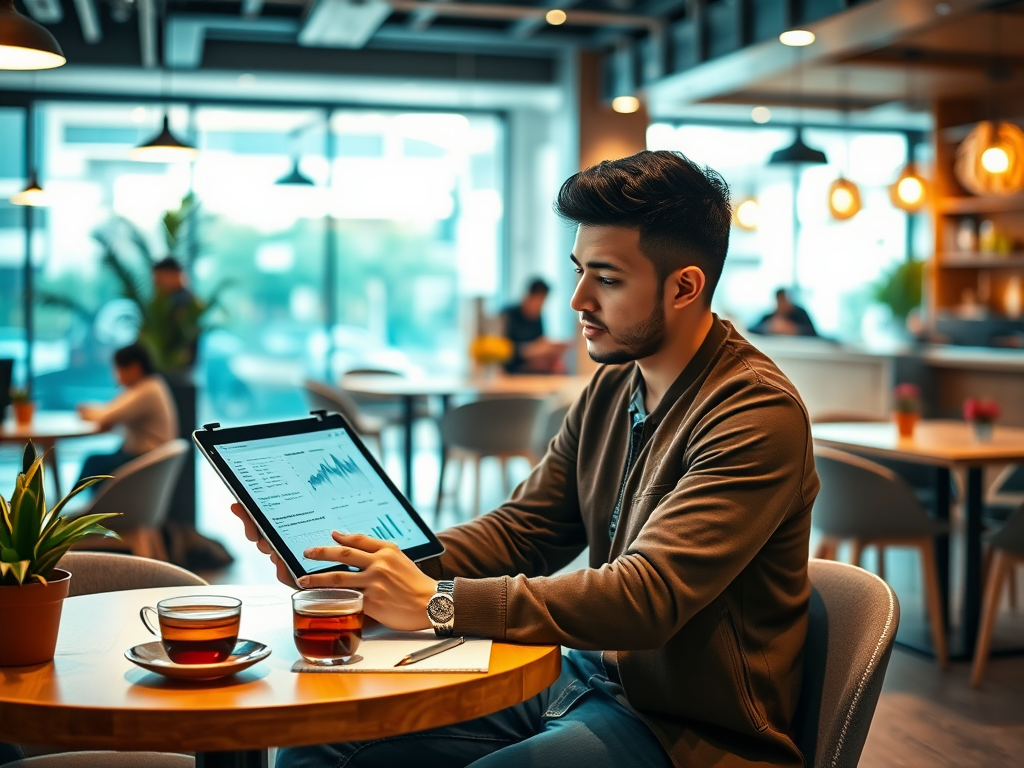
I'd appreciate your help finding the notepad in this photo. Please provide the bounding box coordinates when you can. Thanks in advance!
[291,629,492,673]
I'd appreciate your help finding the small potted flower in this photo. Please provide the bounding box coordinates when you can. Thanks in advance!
[0,441,119,667]
[469,335,514,379]
[893,383,921,438]
[10,387,35,427]
[964,398,1001,442]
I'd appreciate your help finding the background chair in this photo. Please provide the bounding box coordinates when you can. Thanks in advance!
[532,400,572,461]
[435,397,545,519]
[971,504,1024,687]
[302,380,385,455]
[57,551,208,597]
[74,440,189,561]
[813,445,948,668]
[793,559,900,768]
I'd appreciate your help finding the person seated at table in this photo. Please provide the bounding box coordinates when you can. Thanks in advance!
[234,150,819,768]
[750,287,818,337]
[76,343,178,486]
[501,277,569,374]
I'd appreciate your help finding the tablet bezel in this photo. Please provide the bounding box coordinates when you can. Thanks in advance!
[193,412,444,580]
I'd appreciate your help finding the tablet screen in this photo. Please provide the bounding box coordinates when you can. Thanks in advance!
[217,427,430,573]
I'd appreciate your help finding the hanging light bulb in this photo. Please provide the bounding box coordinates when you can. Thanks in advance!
[769,128,828,165]
[889,164,929,212]
[828,177,861,220]
[611,95,641,114]
[0,0,65,70]
[955,121,1024,195]
[733,198,760,230]
[131,114,198,163]
[10,170,46,206]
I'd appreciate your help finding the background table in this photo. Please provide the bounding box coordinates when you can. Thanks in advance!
[0,584,561,768]
[343,374,589,495]
[812,420,1024,658]
[0,411,102,497]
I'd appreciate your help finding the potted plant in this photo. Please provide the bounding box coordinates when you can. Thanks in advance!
[0,442,119,666]
[964,398,1001,442]
[469,335,514,379]
[9,388,35,427]
[893,383,921,438]
[873,259,925,335]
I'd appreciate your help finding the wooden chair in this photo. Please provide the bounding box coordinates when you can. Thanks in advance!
[812,446,949,669]
[74,440,190,561]
[436,397,546,519]
[302,380,385,455]
[971,504,1024,687]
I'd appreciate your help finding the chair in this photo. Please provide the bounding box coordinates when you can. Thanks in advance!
[971,504,1024,687]
[74,440,190,561]
[57,551,208,597]
[435,397,546,519]
[531,401,571,460]
[793,559,900,768]
[812,446,949,668]
[302,380,385,455]
[5,753,194,767]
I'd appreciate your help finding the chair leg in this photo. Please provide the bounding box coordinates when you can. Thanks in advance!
[435,449,448,522]
[850,540,864,568]
[473,457,482,518]
[1009,563,1019,611]
[876,545,887,582]
[148,529,169,562]
[122,530,150,559]
[972,550,1010,688]
[813,537,838,561]
[499,456,510,497]
[918,539,950,670]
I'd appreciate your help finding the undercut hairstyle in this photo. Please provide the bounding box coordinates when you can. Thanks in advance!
[527,278,550,296]
[555,150,731,303]
[152,256,183,273]
[113,343,155,375]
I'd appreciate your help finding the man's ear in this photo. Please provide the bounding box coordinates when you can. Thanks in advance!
[668,266,706,310]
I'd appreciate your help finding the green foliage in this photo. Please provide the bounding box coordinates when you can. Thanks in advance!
[0,442,120,586]
[873,260,924,322]
[9,388,29,404]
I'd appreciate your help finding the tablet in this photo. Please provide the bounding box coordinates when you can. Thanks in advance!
[193,412,444,581]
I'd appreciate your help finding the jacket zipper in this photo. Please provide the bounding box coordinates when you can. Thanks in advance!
[722,606,768,732]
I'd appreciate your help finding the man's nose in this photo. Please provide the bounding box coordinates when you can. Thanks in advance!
[570,278,596,313]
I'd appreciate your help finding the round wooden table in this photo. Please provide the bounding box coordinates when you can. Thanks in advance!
[0,411,103,497]
[0,584,561,768]
[342,374,589,495]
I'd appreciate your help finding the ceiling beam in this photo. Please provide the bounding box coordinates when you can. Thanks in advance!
[387,1,660,30]
[73,0,102,44]
[242,0,264,17]
[407,0,452,32]
[509,0,584,40]
[138,0,158,68]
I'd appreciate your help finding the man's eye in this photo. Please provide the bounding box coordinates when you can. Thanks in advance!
[598,277,618,286]
[573,267,583,275]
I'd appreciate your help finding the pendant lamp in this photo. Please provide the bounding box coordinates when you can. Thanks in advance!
[954,121,1024,196]
[732,198,760,230]
[10,170,46,206]
[889,163,928,212]
[275,157,316,186]
[0,0,65,70]
[828,177,861,220]
[131,114,198,163]
[769,128,828,165]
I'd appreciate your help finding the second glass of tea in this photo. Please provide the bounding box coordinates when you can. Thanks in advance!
[140,595,242,664]
[292,588,363,666]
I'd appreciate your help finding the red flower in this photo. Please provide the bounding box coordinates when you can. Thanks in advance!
[894,383,921,414]
[963,398,1001,423]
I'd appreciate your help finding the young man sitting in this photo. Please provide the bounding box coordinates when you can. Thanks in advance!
[234,150,819,768]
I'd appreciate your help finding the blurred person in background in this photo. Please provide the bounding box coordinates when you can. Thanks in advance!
[751,288,818,337]
[501,278,569,373]
[76,343,178,485]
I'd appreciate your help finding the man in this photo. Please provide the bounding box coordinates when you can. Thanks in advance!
[751,288,818,337]
[234,150,819,768]
[501,278,569,374]
[77,343,178,484]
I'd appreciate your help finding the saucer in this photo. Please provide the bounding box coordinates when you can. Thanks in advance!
[125,639,271,680]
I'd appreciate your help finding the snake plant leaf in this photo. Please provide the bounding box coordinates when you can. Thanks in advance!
[36,513,122,559]
[0,558,30,586]
[22,441,36,474]
[0,495,12,549]
[41,475,111,531]
[13,487,43,557]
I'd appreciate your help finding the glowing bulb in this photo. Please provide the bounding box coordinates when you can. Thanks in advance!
[897,176,924,205]
[545,9,567,25]
[734,199,760,230]
[981,146,1010,174]
[131,107,147,123]
[831,187,854,213]
[751,106,772,124]
[612,95,641,114]
[779,29,815,47]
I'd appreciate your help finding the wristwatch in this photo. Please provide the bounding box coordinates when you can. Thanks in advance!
[427,580,456,638]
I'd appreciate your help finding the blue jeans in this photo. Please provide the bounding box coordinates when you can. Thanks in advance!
[278,649,673,768]
[76,446,136,489]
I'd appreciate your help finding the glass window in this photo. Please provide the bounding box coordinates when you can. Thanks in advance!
[0,107,26,387]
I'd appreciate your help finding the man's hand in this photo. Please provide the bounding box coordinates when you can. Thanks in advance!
[300,533,438,632]
[230,503,299,588]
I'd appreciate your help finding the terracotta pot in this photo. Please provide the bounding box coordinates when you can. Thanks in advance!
[894,411,918,438]
[0,569,71,666]
[12,401,35,427]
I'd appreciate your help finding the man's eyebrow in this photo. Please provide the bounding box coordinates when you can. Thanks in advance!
[569,253,625,272]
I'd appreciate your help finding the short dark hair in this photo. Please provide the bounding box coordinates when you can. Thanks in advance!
[554,150,731,302]
[152,257,183,273]
[113,343,155,374]
[527,278,550,296]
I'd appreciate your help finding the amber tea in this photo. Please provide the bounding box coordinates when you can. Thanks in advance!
[292,589,363,666]
[141,595,242,665]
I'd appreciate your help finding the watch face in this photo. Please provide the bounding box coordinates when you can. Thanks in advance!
[428,594,454,624]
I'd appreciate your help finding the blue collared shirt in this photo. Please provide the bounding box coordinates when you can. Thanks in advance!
[608,384,648,540]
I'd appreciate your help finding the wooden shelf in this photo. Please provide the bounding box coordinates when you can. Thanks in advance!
[937,253,1024,268]
[937,195,1024,215]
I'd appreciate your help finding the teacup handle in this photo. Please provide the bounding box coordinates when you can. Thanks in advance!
[140,606,160,637]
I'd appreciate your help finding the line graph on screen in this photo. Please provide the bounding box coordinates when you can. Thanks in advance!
[303,453,373,495]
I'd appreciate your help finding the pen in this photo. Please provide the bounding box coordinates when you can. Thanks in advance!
[395,636,466,667]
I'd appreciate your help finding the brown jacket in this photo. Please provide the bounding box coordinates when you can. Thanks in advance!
[422,317,819,767]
